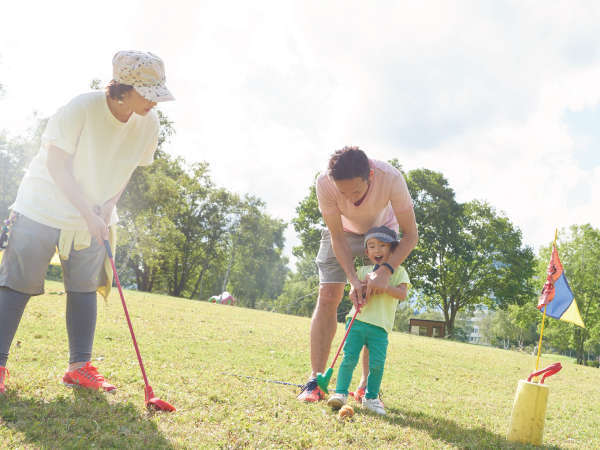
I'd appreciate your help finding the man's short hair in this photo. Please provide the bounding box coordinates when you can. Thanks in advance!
[328,146,370,181]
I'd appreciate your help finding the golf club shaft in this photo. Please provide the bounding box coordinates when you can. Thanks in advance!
[330,307,360,369]
[224,373,304,388]
[104,240,150,387]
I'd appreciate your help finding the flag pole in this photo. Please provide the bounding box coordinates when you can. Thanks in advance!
[536,229,558,371]
[535,305,547,371]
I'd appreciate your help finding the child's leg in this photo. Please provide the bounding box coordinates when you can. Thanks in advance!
[334,321,366,395]
[365,326,388,399]
[358,346,369,389]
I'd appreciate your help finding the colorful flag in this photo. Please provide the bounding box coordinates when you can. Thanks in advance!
[538,244,585,328]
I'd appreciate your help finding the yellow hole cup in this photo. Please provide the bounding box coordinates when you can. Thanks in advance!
[507,363,562,446]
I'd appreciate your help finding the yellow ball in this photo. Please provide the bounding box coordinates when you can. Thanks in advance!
[338,405,354,419]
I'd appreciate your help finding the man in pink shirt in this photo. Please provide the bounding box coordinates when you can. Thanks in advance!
[298,146,418,402]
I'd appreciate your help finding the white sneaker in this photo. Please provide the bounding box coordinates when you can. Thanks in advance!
[362,397,386,415]
[327,393,348,410]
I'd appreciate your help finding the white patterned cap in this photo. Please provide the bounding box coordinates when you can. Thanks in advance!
[112,50,174,102]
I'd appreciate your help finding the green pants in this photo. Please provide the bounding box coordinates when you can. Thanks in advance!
[335,319,388,399]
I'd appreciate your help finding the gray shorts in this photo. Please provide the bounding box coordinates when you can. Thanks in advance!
[315,229,368,283]
[0,214,106,295]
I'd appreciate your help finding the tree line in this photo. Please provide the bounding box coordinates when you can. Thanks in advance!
[281,161,600,365]
[1,94,598,365]
[1,111,288,309]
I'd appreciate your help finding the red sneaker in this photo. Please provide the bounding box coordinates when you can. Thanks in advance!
[297,378,325,402]
[350,386,365,403]
[0,367,8,394]
[62,362,116,393]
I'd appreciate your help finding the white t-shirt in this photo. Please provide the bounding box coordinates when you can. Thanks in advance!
[12,91,159,230]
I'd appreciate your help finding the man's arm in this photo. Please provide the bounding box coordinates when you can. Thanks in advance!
[46,145,108,243]
[387,207,419,268]
[322,211,365,307]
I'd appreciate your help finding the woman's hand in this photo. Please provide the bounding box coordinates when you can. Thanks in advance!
[98,200,115,225]
[85,209,109,244]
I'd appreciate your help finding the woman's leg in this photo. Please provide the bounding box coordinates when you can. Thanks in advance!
[0,213,59,369]
[61,236,105,371]
[0,287,31,366]
[66,291,97,369]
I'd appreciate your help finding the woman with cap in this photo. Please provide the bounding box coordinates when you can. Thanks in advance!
[0,50,174,394]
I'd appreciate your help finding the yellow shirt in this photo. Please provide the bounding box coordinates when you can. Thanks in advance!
[348,265,410,333]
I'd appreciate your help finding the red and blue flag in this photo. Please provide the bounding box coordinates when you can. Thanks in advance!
[538,244,585,328]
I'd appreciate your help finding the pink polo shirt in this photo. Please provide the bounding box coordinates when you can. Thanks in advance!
[316,159,413,235]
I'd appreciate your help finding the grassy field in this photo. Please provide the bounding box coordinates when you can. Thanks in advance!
[0,280,598,449]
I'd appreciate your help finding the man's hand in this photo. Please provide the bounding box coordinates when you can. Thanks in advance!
[349,278,366,310]
[366,266,392,299]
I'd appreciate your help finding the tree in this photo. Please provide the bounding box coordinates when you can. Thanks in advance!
[538,225,600,364]
[479,304,539,350]
[272,175,323,316]
[0,118,45,221]
[480,310,516,349]
[163,164,235,298]
[0,134,29,220]
[117,153,186,291]
[226,196,289,308]
[291,179,324,260]
[404,168,536,338]
[116,107,179,289]
[393,302,415,332]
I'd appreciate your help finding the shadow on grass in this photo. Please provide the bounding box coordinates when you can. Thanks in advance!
[0,388,173,449]
[378,406,563,450]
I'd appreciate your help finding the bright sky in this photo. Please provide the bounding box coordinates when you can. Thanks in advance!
[2,1,600,267]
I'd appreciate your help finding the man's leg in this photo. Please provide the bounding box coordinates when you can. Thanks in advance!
[299,229,364,401]
[297,283,345,402]
[309,282,345,378]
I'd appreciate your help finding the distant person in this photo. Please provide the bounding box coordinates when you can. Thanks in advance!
[0,50,174,395]
[298,146,418,402]
[327,226,410,415]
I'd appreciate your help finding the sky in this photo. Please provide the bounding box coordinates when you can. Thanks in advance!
[2,1,600,268]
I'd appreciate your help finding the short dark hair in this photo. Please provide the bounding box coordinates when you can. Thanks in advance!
[106,80,134,101]
[328,146,370,181]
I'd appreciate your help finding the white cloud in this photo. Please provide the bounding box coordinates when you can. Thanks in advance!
[3,1,600,266]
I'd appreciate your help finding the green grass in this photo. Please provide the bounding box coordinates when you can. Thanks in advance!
[1,280,598,449]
